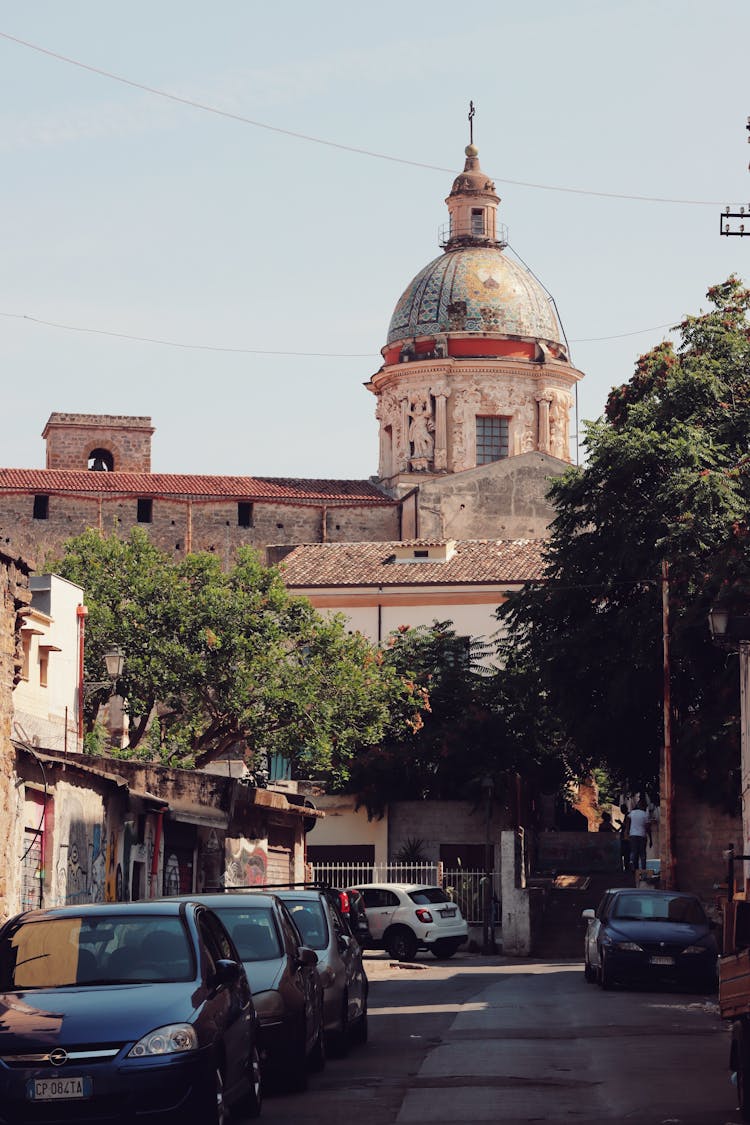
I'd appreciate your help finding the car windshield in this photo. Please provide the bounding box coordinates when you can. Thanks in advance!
[0,915,194,989]
[213,906,282,961]
[408,888,451,906]
[283,899,329,950]
[611,894,707,924]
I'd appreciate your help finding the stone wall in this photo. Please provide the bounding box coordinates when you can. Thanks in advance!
[0,492,400,569]
[0,551,32,921]
[388,799,514,870]
[673,777,741,902]
[413,452,566,540]
[43,413,154,472]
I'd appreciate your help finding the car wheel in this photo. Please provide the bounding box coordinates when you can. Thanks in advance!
[600,952,615,991]
[431,939,460,959]
[328,991,350,1057]
[308,1015,326,1072]
[386,927,418,961]
[284,1025,309,1093]
[351,989,368,1046]
[199,1060,227,1125]
[236,1044,263,1119]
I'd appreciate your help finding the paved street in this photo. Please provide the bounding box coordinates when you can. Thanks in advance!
[248,950,739,1125]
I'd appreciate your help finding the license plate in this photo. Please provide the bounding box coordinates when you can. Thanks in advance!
[439,908,457,918]
[649,955,675,966]
[27,1076,92,1101]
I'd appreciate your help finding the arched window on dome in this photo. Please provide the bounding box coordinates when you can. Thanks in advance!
[476,416,509,465]
[88,448,114,472]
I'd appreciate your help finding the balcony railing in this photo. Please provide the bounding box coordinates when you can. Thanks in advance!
[439,221,508,249]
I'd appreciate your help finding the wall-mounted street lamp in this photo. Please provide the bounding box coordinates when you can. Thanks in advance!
[84,645,125,696]
[83,646,126,749]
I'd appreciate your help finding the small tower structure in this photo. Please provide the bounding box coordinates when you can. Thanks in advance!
[368,120,584,490]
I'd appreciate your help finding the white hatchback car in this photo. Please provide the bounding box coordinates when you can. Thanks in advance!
[348,883,468,961]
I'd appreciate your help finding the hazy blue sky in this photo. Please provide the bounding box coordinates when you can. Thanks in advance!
[1,1,748,478]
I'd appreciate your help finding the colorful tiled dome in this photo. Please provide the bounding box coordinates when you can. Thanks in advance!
[387,246,563,347]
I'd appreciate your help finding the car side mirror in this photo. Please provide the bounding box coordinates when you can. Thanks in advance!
[338,933,350,954]
[297,946,318,968]
[212,958,240,988]
[581,908,595,921]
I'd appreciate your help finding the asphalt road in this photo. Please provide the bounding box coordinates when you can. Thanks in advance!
[248,950,740,1125]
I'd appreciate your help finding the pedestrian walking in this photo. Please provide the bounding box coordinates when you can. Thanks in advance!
[619,803,630,871]
[626,797,652,872]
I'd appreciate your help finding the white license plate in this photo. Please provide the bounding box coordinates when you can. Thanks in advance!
[28,1076,92,1101]
[439,908,456,918]
[649,955,675,966]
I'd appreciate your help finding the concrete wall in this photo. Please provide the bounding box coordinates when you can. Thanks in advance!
[389,800,513,870]
[308,794,389,864]
[413,452,565,540]
[0,552,31,923]
[13,574,83,753]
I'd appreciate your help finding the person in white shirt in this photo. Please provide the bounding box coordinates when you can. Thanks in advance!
[626,797,652,871]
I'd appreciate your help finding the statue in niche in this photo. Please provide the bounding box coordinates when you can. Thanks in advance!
[408,396,435,468]
[547,390,570,461]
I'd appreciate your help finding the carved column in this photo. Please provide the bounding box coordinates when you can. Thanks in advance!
[536,393,552,454]
[399,398,410,471]
[432,389,451,471]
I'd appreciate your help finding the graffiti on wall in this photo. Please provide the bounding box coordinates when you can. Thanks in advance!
[224,838,267,888]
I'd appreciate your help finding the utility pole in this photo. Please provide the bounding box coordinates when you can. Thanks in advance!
[720,116,750,237]
[661,560,676,890]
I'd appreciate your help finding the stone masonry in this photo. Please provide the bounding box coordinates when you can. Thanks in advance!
[0,549,32,921]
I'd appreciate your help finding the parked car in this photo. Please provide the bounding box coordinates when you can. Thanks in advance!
[335,887,373,950]
[0,900,262,1124]
[190,892,324,1091]
[349,883,468,961]
[582,887,719,990]
[273,888,368,1055]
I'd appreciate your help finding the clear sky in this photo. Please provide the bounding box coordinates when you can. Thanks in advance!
[1,1,748,479]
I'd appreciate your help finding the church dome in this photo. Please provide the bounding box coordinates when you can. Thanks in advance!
[386,245,563,348]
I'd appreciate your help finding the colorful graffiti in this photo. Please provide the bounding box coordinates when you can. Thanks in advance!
[224,838,267,888]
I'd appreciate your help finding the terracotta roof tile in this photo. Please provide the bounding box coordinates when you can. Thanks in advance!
[278,539,547,586]
[0,469,394,506]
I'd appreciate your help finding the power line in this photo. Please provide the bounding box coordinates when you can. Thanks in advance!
[0,312,372,357]
[0,28,727,208]
[0,309,683,355]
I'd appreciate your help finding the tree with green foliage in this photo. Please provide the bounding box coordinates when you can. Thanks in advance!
[350,621,566,817]
[499,277,750,806]
[52,529,426,780]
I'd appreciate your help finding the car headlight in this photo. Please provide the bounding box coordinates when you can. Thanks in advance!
[682,945,710,955]
[128,1024,197,1057]
[613,942,643,952]
[252,989,285,1025]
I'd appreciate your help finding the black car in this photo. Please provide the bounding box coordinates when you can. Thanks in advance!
[582,887,718,990]
[194,892,325,1091]
[0,900,262,1124]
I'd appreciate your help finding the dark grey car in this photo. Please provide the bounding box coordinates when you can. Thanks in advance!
[274,889,368,1055]
[189,893,325,1092]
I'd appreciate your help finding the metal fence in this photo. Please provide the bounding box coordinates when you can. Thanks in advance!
[308,862,500,927]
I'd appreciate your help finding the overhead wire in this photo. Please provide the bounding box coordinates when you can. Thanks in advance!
[0,309,681,355]
[0,28,728,208]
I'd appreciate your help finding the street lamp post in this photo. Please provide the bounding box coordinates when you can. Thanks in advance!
[481,774,497,955]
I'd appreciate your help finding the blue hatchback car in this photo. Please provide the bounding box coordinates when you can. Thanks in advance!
[582,887,718,991]
[0,900,262,1124]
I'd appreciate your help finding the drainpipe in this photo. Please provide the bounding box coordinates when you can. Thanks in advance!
[76,605,88,749]
[149,809,165,898]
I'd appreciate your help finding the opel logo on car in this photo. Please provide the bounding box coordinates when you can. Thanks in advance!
[48,1048,68,1067]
